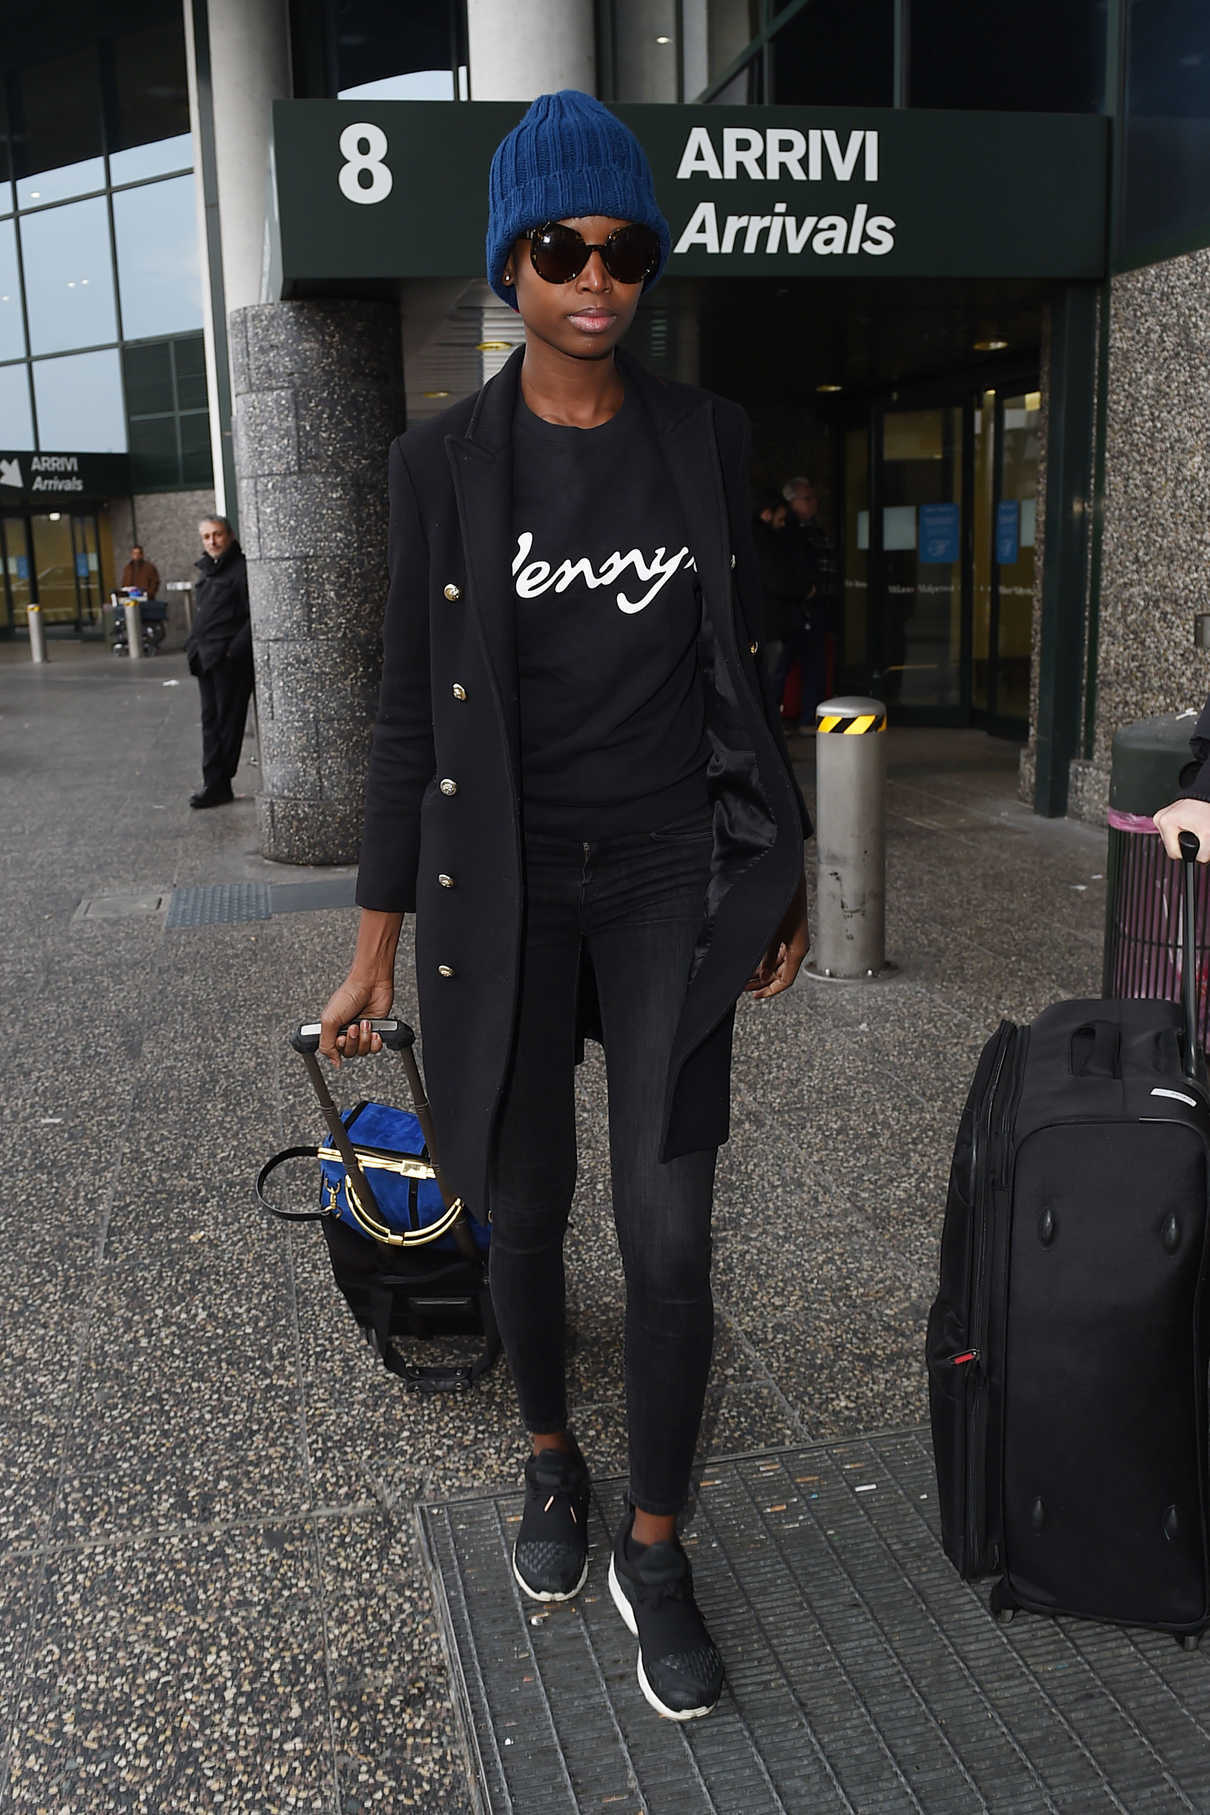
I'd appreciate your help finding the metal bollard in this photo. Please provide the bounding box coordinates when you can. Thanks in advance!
[165,579,194,632]
[26,603,47,664]
[807,694,891,980]
[123,598,143,660]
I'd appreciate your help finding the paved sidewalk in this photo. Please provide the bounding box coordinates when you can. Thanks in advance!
[0,642,1125,1812]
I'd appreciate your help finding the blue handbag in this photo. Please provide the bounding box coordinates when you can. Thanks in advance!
[312,1098,489,1253]
[256,1018,497,1390]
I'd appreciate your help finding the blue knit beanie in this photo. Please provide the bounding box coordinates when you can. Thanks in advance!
[486,91,670,309]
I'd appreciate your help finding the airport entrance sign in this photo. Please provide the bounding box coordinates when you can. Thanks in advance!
[271,100,1109,292]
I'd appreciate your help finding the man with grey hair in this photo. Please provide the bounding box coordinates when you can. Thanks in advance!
[184,514,253,808]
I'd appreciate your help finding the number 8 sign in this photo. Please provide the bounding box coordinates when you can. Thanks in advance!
[338,122,393,205]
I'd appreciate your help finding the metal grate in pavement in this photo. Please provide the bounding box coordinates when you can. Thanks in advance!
[267,877,357,914]
[164,881,271,928]
[73,888,168,921]
[419,1430,1210,1814]
[164,876,355,929]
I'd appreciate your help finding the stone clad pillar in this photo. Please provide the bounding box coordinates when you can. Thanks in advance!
[1068,247,1210,822]
[229,300,406,864]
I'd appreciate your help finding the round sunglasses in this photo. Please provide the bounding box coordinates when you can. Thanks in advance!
[527,220,661,287]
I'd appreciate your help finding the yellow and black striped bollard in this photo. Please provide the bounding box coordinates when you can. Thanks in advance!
[808,695,891,980]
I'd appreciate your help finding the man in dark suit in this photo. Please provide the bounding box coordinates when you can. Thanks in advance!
[184,515,253,809]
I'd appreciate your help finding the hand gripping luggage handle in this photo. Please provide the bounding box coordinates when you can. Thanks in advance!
[291,1018,478,1260]
[1178,832,1205,1084]
[293,1018,415,1055]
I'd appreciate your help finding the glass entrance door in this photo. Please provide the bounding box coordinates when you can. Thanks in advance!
[988,391,1041,727]
[839,384,1038,733]
[0,517,32,636]
[30,512,82,629]
[872,406,965,715]
[70,512,103,628]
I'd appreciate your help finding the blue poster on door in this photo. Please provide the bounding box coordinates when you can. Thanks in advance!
[996,499,1020,564]
[918,503,960,564]
[75,551,89,578]
[13,556,29,581]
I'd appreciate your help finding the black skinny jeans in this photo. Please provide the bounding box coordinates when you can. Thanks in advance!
[488,806,719,1517]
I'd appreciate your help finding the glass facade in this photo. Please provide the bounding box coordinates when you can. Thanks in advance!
[0,6,208,484]
[1118,0,1210,269]
[0,362,34,449]
[768,0,894,106]
[20,197,118,356]
[32,349,127,453]
[291,0,468,101]
[123,336,212,488]
[112,175,204,341]
[605,0,1107,110]
[909,0,1107,112]
[0,220,24,362]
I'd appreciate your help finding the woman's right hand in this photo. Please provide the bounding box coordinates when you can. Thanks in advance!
[319,972,396,1067]
[1154,797,1210,863]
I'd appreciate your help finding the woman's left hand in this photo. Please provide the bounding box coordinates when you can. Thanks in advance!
[746,873,810,999]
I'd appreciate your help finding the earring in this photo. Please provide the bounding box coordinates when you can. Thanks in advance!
[502,272,513,285]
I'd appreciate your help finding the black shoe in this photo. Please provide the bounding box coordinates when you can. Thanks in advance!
[512,1442,591,1603]
[189,782,234,809]
[608,1509,724,1720]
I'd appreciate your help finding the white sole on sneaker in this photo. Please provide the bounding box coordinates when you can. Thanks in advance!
[513,1547,588,1603]
[607,1554,717,1721]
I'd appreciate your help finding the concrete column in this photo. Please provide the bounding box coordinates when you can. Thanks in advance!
[708,0,754,81]
[1065,248,1210,823]
[466,0,595,99]
[613,0,679,102]
[229,300,406,864]
[681,0,709,100]
[207,0,292,312]
[182,0,229,513]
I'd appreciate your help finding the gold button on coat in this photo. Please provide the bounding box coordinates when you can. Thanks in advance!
[443,583,461,601]
[438,964,455,978]
[438,873,455,889]
[440,778,458,797]
[452,683,467,701]
[750,641,759,655]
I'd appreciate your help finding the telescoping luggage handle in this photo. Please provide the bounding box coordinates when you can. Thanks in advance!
[1178,832,1206,1086]
[284,1017,479,1261]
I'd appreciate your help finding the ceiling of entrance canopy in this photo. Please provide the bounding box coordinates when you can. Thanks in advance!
[654,273,1049,403]
[401,272,1050,424]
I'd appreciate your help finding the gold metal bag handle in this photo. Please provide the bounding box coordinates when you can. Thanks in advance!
[333,1152,467,1247]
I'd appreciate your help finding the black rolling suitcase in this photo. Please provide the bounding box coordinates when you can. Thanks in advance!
[928,831,1210,1645]
[257,1017,500,1393]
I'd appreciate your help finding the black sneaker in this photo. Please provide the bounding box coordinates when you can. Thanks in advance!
[608,1509,724,1720]
[512,1442,591,1603]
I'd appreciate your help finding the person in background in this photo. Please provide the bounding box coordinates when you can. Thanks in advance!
[752,489,808,720]
[184,515,254,810]
[1154,698,1210,861]
[782,475,837,730]
[119,543,159,599]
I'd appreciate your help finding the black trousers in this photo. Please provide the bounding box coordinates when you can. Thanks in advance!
[488,805,720,1516]
[197,651,254,790]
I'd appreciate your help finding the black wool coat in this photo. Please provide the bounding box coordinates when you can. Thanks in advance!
[186,542,252,676]
[356,347,812,1221]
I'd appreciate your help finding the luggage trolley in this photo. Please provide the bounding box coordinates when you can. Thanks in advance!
[110,587,167,655]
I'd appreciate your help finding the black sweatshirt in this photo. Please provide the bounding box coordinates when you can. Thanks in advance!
[511,388,710,837]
